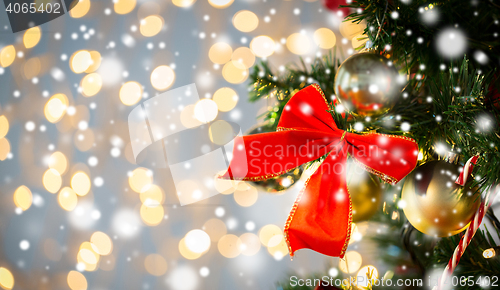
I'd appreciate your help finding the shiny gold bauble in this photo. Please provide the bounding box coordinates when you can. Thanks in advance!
[401,160,480,237]
[334,52,407,117]
[346,160,383,222]
[246,123,304,193]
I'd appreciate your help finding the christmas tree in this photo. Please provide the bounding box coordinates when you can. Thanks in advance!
[241,0,500,289]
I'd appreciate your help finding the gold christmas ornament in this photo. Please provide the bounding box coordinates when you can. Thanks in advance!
[334,52,407,117]
[246,123,303,193]
[401,160,480,237]
[346,160,383,222]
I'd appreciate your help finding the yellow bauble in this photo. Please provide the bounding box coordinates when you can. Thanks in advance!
[401,160,480,237]
[346,161,383,222]
[246,124,303,193]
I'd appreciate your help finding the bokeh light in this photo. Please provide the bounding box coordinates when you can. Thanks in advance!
[129,167,153,193]
[0,138,10,161]
[258,224,283,247]
[213,87,239,112]
[43,169,62,194]
[180,104,203,128]
[208,0,234,9]
[208,42,233,64]
[352,34,368,49]
[119,81,143,106]
[234,185,258,207]
[339,20,366,40]
[218,234,241,258]
[70,50,92,73]
[172,0,196,7]
[339,251,363,273]
[49,151,68,175]
[81,73,103,97]
[209,120,234,145]
[85,51,102,73]
[90,232,113,255]
[114,0,136,14]
[194,99,218,123]
[202,218,227,242]
[58,187,78,211]
[286,33,313,55]
[0,115,8,138]
[67,270,88,290]
[0,267,14,290]
[179,238,202,260]
[71,172,91,196]
[357,265,379,288]
[0,45,16,68]
[232,10,259,32]
[313,28,336,49]
[23,27,41,49]
[222,61,248,84]
[250,36,275,58]
[144,254,168,276]
[69,0,91,18]
[140,184,164,204]
[231,47,255,69]
[185,230,211,253]
[140,203,164,226]
[239,233,261,256]
[151,65,175,90]
[140,15,164,37]
[44,93,68,123]
[13,186,32,211]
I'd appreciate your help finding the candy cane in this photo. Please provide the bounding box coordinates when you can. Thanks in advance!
[433,184,499,290]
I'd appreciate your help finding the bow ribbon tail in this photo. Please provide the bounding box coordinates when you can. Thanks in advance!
[285,148,352,258]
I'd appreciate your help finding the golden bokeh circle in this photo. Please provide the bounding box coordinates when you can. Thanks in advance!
[286,33,313,55]
[239,233,261,256]
[23,27,41,49]
[208,0,234,9]
[71,171,91,196]
[0,267,14,290]
[313,28,337,49]
[213,87,239,112]
[70,50,92,74]
[67,270,88,290]
[234,185,258,207]
[178,238,202,260]
[209,120,234,145]
[140,203,164,226]
[0,138,10,161]
[180,104,203,128]
[144,254,168,276]
[114,0,136,14]
[250,36,275,58]
[129,167,153,193]
[140,15,164,37]
[85,51,102,73]
[90,232,113,256]
[69,0,91,18]
[202,218,227,242]
[74,129,95,152]
[172,0,196,7]
[13,185,32,211]
[81,73,103,97]
[119,81,143,106]
[58,187,78,211]
[140,184,164,204]
[232,10,259,32]
[208,42,233,64]
[339,251,363,273]
[193,99,218,123]
[150,65,175,91]
[231,47,255,69]
[49,151,68,175]
[43,169,62,194]
[218,234,241,258]
[0,115,9,139]
[222,62,248,84]
[44,93,68,123]
[0,45,16,68]
[258,224,283,247]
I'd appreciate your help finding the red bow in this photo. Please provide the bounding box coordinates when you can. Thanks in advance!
[220,84,418,258]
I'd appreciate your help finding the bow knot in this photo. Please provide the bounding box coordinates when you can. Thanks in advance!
[221,84,418,258]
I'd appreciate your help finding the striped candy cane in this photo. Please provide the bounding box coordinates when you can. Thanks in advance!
[433,184,499,290]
